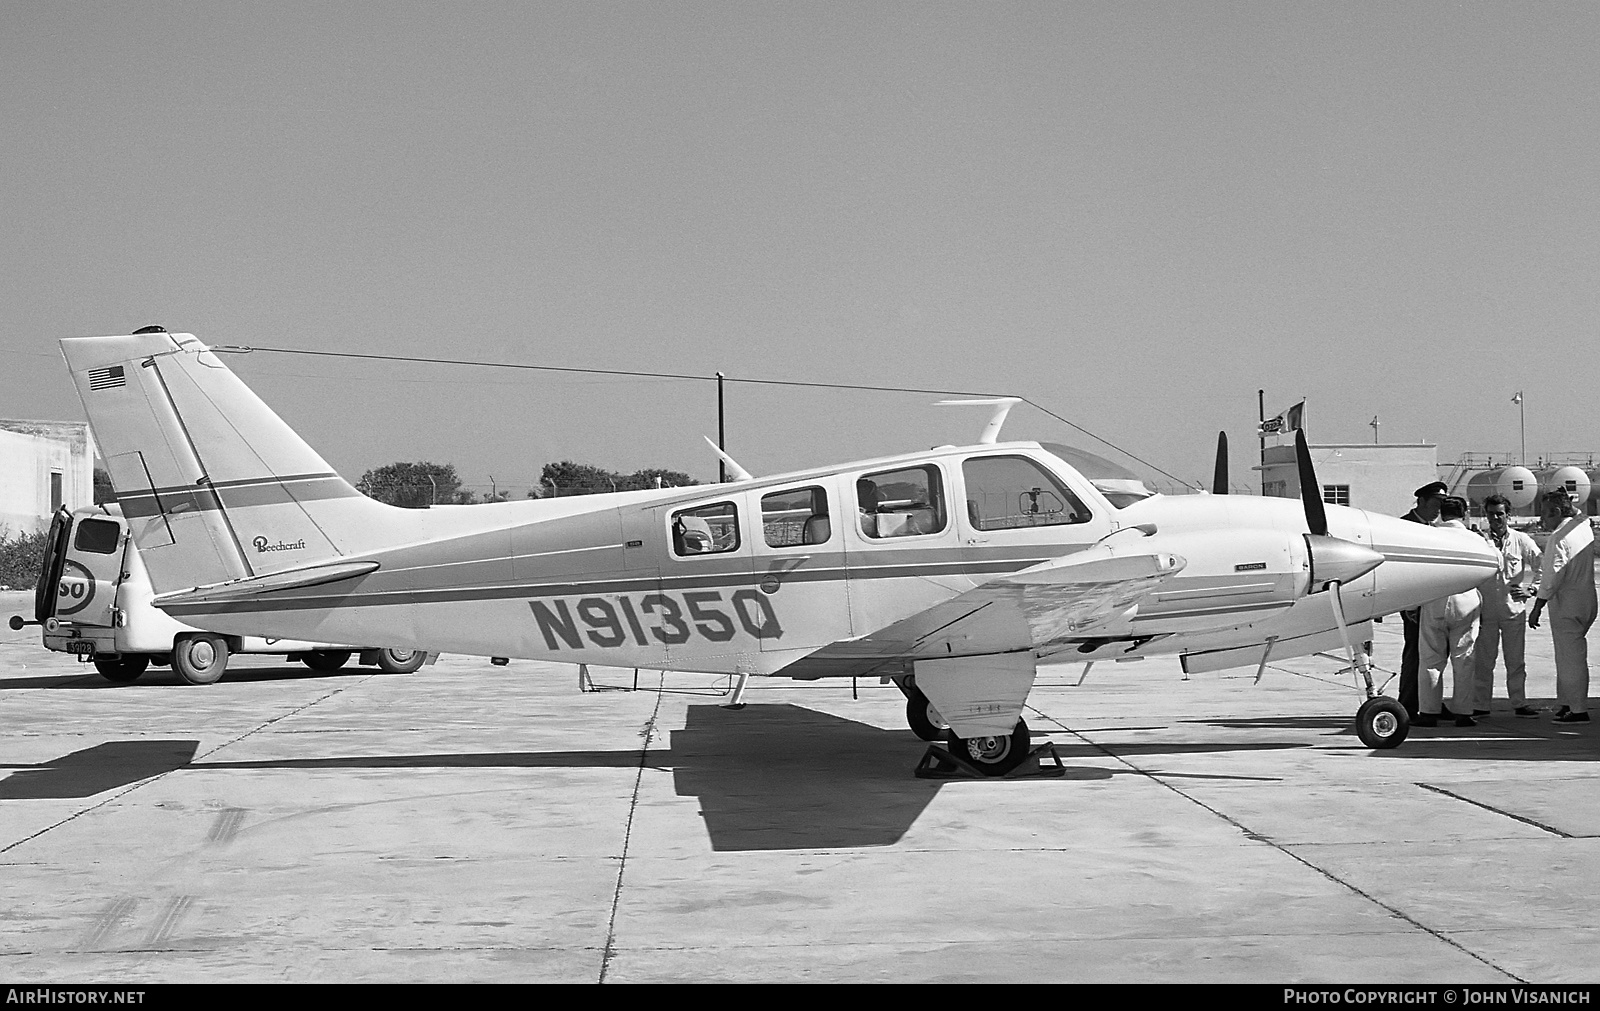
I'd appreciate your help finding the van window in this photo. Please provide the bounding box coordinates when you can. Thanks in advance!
[962,455,1091,530]
[671,502,740,556]
[73,518,121,554]
[857,465,946,539]
[763,487,830,547]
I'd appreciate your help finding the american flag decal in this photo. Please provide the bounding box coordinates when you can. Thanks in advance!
[88,365,126,390]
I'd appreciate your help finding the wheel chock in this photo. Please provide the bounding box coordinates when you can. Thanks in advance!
[913,740,1067,779]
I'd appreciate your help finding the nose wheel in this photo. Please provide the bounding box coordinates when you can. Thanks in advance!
[1356,697,1409,749]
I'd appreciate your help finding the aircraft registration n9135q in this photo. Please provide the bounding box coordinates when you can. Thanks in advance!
[58,329,1497,773]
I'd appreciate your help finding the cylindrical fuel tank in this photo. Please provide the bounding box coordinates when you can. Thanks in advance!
[1464,466,1538,510]
[1537,466,1591,504]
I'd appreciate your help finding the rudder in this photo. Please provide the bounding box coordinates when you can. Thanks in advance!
[61,331,385,593]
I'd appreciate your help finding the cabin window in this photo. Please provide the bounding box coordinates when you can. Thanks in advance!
[857,465,946,539]
[671,501,740,556]
[962,455,1091,531]
[1322,484,1351,507]
[762,487,831,548]
[73,518,121,554]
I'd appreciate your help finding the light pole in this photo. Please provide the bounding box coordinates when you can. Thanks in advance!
[1512,391,1525,465]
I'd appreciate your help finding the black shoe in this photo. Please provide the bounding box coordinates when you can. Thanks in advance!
[1553,711,1591,724]
[1515,706,1540,718]
[1413,713,1439,727]
[1455,715,1477,727]
[1555,706,1571,717]
[1473,709,1491,717]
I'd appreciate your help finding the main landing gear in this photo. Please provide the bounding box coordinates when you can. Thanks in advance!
[947,718,1033,776]
[904,684,950,742]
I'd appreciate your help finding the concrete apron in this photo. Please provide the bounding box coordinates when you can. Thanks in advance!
[1,589,1596,983]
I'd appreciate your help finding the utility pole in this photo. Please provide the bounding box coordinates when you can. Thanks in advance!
[717,372,727,483]
[1369,416,1379,444]
[1258,389,1266,495]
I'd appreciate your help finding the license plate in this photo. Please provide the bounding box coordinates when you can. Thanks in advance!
[66,638,96,658]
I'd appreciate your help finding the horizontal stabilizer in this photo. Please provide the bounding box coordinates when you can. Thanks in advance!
[153,559,380,609]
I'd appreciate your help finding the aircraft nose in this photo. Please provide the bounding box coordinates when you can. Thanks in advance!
[1366,514,1499,611]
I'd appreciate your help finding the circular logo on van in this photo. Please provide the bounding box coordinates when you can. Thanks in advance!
[56,560,96,616]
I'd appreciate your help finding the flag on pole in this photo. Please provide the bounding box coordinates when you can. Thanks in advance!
[1512,391,1523,404]
[1284,401,1305,434]
[1260,415,1284,435]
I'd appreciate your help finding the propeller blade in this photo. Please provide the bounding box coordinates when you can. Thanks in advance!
[1295,429,1328,536]
[1212,431,1229,495]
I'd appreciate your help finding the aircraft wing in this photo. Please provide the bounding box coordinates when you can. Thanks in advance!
[776,545,1185,679]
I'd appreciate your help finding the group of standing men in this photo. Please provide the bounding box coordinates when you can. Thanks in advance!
[1397,481,1594,728]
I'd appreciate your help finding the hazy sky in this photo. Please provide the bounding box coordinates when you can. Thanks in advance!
[3,2,1596,497]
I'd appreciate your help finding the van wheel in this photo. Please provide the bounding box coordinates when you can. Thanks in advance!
[94,655,149,683]
[303,649,352,671]
[173,634,229,685]
[376,647,426,674]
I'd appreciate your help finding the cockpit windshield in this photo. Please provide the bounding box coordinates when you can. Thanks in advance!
[1038,442,1157,508]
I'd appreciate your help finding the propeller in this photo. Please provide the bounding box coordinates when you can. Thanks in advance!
[1212,431,1229,495]
[1294,427,1383,587]
[1294,429,1327,536]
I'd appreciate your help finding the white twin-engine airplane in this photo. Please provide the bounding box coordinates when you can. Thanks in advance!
[61,330,1497,773]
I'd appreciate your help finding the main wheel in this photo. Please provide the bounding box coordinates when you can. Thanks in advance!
[93,655,149,683]
[173,634,229,685]
[376,647,426,674]
[303,649,352,672]
[1356,697,1409,749]
[948,718,1032,776]
[905,686,949,742]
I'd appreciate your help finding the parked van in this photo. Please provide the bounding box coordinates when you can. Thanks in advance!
[8,505,434,684]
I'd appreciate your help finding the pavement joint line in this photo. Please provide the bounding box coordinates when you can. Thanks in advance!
[1024,703,1528,983]
[598,670,665,985]
[0,673,377,857]
[1415,782,1584,838]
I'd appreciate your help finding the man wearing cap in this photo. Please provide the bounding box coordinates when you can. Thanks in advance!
[1473,494,1542,717]
[1398,481,1448,719]
[1529,489,1595,724]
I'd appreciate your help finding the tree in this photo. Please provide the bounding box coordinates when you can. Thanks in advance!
[93,468,117,505]
[534,461,700,497]
[357,462,472,508]
[623,468,697,491]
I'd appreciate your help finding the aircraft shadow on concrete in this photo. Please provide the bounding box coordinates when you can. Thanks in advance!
[0,740,199,799]
[0,705,1324,850]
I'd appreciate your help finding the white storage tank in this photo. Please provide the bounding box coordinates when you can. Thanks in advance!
[1464,466,1538,510]
[1537,466,1591,505]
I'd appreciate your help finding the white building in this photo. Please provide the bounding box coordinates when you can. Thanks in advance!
[1258,442,1438,518]
[0,420,95,536]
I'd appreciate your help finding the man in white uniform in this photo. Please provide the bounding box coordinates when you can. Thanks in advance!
[1416,497,1482,727]
[1529,489,1595,724]
[1473,494,1541,717]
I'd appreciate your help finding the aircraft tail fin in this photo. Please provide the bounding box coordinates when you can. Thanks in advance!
[60,331,391,593]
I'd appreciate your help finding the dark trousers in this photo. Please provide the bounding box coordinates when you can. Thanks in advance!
[1400,611,1420,717]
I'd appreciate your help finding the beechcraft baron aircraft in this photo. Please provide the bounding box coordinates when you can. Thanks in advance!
[57,330,1498,773]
